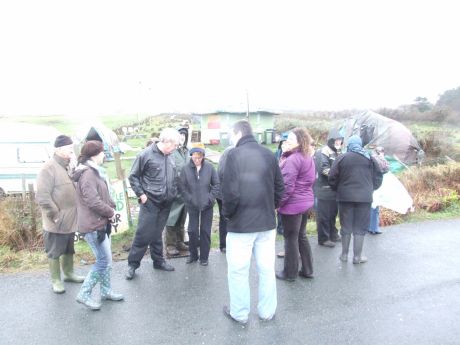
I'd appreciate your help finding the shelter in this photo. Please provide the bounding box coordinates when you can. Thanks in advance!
[75,123,121,161]
[339,110,424,171]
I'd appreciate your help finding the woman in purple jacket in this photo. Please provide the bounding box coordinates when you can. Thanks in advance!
[276,128,315,281]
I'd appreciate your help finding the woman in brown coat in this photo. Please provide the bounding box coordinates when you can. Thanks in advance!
[73,140,123,310]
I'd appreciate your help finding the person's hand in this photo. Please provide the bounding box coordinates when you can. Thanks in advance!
[139,194,148,204]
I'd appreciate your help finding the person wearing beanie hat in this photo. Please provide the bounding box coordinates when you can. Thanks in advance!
[36,135,84,294]
[71,140,123,310]
[165,127,190,257]
[179,142,219,266]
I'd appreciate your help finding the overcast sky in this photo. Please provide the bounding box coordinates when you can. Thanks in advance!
[1,0,459,117]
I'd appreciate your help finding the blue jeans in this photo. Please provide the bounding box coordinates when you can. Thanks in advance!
[84,231,112,274]
[369,207,380,233]
[226,230,277,322]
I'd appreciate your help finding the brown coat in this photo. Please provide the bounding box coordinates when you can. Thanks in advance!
[36,155,78,234]
[72,164,115,233]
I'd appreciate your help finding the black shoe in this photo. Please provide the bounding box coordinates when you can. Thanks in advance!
[319,240,335,248]
[186,257,198,264]
[125,266,136,280]
[331,236,341,242]
[298,271,314,279]
[200,260,208,266]
[220,248,226,254]
[276,271,295,282]
[223,305,247,325]
[153,261,175,271]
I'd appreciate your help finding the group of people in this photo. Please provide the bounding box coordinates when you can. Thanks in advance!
[36,120,383,322]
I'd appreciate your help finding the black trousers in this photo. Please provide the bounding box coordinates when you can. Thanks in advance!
[338,201,371,236]
[188,207,213,261]
[316,199,339,243]
[282,212,313,279]
[128,199,171,269]
[216,198,227,250]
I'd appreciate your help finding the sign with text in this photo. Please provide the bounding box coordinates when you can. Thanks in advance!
[109,180,129,234]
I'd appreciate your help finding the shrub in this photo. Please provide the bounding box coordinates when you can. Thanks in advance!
[398,162,460,212]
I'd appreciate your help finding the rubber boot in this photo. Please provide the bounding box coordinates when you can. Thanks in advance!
[76,271,102,310]
[339,234,351,262]
[352,235,368,264]
[165,226,180,256]
[176,227,189,252]
[61,254,85,283]
[49,259,65,294]
[100,268,124,301]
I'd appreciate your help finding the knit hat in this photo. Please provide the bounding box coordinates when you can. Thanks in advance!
[54,135,73,148]
[80,140,104,158]
[189,142,205,156]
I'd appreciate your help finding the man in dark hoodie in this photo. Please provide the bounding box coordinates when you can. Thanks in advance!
[313,130,343,247]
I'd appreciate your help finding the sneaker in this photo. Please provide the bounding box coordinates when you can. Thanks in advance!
[223,305,248,325]
[199,260,208,266]
[319,240,335,247]
[153,261,175,271]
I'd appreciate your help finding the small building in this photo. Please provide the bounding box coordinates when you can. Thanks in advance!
[197,111,278,146]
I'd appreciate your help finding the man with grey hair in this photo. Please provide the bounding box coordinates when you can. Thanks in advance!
[126,128,181,280]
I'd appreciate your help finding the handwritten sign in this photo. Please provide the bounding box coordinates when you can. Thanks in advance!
[109,180,129,234]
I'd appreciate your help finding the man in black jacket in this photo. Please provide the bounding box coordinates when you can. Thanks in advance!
[313,130,343,247]
[125,128,180,280]
[221,120,284,324]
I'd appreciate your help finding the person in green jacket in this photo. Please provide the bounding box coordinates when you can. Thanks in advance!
[165,127,190,257]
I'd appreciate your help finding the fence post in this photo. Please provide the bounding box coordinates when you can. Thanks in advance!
[28,183,37,237]
[21,174,26,202]
[113,152,133,226]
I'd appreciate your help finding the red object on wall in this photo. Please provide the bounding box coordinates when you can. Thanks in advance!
[208,115,221,129]
[210,139,220,145]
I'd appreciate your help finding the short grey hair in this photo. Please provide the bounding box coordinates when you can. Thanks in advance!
[159,128,180,144]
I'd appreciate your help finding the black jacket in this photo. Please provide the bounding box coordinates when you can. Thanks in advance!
[180,159,220,211]
[222,135,284,233]
[129,143,177,206]
[314,145,339,200]
[328,152,381,203]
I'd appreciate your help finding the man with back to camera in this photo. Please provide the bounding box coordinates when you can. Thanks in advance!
[221,120,284,324]
[125,128,180,280]
[36,135,85,294]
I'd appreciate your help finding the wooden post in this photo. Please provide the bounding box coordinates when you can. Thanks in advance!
[21,174,26,202]
[113,152,133,226]
[28,183,37,237]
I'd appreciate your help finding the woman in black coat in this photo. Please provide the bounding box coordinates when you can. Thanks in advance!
[328,135,383,264]
[180,144,220,266]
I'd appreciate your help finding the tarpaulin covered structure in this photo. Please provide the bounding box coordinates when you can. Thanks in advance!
[339,110,424,171]
[75,123,121,161]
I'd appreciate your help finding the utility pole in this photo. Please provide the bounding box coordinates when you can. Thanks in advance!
[246,89,250,122]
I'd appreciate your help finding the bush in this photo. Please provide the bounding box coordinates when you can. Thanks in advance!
[0,196,43,251]
[398,162,460,212]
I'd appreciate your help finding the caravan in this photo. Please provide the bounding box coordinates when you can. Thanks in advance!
[0,124,59,196]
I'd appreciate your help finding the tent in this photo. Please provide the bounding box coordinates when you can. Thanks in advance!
[339,110,424,171]
[75,123,121,161]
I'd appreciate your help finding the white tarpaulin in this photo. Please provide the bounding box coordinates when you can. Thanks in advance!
[372,172,413,214]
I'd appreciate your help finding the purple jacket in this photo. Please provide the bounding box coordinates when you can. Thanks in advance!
[278,149,315,215]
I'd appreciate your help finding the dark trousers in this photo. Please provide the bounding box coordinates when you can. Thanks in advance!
[316,199,339,243]
[276,211,284,235]
[338,201,371,236]
[281,212,313,279]
[216,198,227,250]
[128,199,171,269]
[188,207,213,261]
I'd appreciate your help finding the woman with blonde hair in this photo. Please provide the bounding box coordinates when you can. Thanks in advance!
[276,128,315,281]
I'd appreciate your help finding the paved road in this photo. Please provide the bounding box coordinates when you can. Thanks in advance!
[1,219,460,345]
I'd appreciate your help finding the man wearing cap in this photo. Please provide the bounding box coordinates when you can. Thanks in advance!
[126,128,181,280]
[164,127,190,257]
[36,135,84,294]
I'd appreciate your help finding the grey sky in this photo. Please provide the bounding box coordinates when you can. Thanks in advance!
[1,0,459,117]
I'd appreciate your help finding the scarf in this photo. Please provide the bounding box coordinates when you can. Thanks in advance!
[347,135,370,159]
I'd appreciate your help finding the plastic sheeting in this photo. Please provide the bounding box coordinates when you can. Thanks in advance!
[372,172,413,214]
